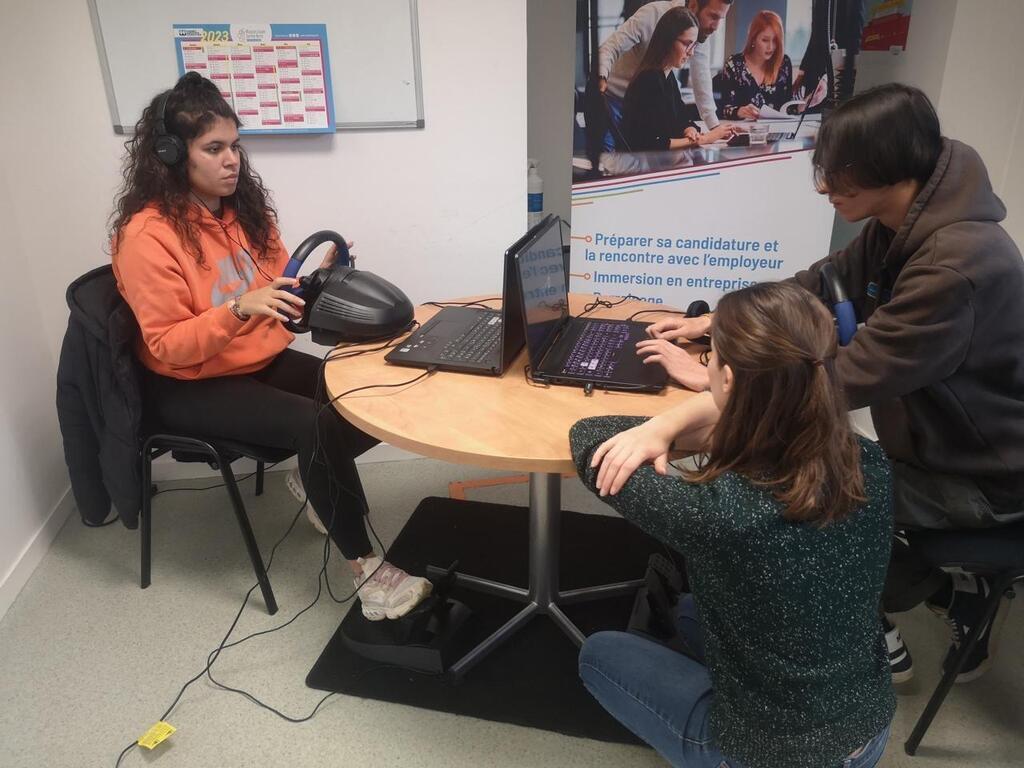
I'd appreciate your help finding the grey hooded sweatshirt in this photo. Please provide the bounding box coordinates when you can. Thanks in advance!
[793,138,1024,491]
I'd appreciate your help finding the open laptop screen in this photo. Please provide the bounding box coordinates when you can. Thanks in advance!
[515,216,569,371]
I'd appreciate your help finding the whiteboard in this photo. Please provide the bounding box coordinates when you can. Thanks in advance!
[88,0,424,133]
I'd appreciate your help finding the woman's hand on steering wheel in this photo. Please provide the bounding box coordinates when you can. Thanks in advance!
[320,240,356,269]
[237,277,304,321]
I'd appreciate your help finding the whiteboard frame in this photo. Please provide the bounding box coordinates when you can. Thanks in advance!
[87,0,425,134]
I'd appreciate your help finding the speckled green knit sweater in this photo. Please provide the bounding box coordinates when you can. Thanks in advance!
[570,416,896,768]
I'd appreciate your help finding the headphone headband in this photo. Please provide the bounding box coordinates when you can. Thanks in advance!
[153,88,187,166]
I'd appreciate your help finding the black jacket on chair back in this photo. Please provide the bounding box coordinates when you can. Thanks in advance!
[56,265,143,528]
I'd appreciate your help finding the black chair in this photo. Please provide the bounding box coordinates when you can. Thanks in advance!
[140,434,293,616]
[903,521,1024,755]
[65,265,292,616]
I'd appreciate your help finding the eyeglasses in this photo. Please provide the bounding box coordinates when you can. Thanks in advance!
[813,160,856,194]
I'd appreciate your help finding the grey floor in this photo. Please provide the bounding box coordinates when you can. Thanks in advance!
[1,459,1022,768]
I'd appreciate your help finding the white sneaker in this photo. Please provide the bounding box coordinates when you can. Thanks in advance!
[355,556,433,621]
[285,467,328,535]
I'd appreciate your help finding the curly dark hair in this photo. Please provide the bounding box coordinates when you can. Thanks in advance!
[109,72,277,265]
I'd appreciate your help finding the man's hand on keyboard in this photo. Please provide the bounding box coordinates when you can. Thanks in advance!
[635,338,710,391]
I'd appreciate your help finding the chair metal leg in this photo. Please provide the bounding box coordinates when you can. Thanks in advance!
[140,449,153,589]
[255,461,265,496]
[904,572,1016,755]
[219,456,278,616]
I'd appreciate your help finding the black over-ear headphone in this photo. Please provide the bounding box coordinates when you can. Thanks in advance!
[153,89,187,166]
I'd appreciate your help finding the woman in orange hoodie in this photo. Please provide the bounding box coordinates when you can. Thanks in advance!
[110,72,430,621]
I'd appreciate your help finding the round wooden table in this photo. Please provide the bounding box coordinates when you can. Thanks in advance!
[325,294,698,676]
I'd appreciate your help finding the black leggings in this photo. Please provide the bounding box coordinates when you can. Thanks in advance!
[145,349,380,559]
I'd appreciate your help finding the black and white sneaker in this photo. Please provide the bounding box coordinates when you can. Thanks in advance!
[928,573,1009,684]
[883,615,914,683]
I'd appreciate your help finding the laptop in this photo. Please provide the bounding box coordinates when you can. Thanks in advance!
[767,108,810,142]
[383,219,544,375]
[728,110,811,145]
[514,216,668,393]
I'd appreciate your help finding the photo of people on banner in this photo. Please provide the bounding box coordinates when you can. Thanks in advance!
[573,0,866,180]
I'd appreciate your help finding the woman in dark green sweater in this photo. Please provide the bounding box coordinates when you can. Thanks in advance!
[571,282,895,768]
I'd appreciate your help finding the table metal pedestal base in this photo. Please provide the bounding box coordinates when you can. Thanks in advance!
[427,472,643,678]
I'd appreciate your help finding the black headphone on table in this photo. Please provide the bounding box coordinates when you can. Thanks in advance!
[153,89,187,166]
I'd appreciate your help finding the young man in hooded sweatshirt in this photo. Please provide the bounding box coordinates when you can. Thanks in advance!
[640,83,1024,684]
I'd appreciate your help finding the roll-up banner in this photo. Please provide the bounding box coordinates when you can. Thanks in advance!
[570,0,870,308]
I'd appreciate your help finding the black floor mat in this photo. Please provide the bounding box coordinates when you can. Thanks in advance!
[306,496,665,744]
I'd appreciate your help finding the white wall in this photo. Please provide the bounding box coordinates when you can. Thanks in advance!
[853,0,958,102]
[935,0,1024,246]
[0,159,78,617]
[0,0,526,617]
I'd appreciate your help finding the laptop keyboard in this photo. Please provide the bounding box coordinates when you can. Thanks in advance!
[438,313,502,364]
[560,321,631,379]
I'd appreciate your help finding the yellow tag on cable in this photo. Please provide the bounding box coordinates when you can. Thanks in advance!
[137,721,176,750]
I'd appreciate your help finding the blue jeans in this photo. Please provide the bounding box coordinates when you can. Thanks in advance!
[578,595,891,768]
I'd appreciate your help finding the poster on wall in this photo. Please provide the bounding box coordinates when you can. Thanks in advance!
[571,0,859,310]
[861,0,913,52]
[173,23,335,134]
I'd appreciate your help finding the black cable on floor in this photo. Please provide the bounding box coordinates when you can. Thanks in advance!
[114,341,434,766]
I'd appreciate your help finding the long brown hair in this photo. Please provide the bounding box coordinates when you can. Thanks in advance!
[744,10,785,85]
[109,72,277,265]
[634,6,699,78]
[687,282,865,525]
